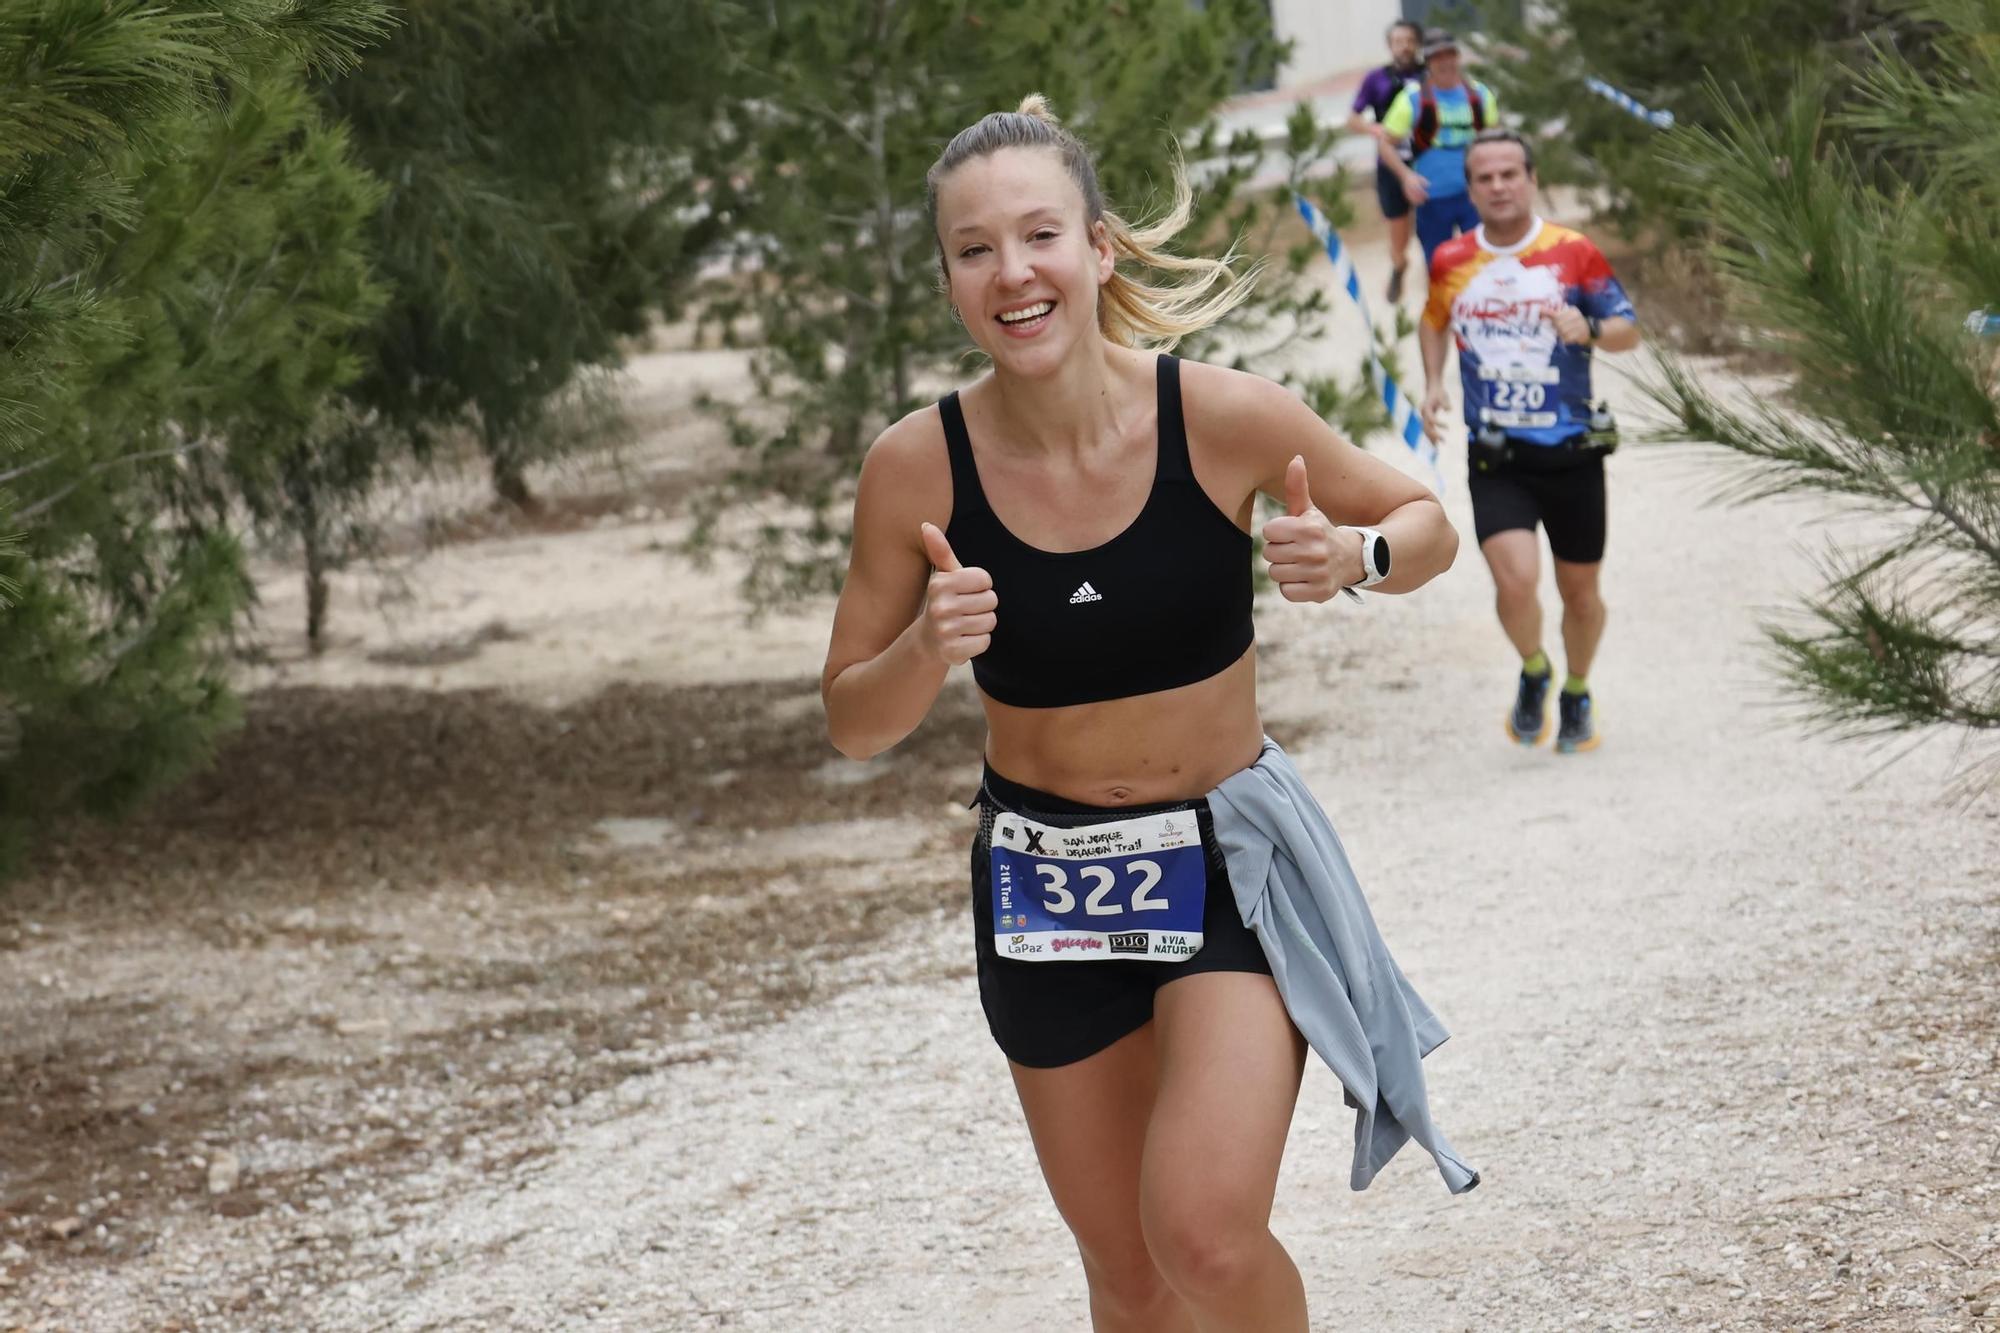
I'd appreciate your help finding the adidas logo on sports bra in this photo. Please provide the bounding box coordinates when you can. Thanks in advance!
[1069,581,1103,604]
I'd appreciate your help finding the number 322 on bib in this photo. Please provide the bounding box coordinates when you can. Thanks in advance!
[989,809,1207,963]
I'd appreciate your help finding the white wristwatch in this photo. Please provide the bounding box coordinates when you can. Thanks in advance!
[1337,526,1391,601]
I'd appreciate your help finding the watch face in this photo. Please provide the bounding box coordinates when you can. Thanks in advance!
[1373,534,1391,577]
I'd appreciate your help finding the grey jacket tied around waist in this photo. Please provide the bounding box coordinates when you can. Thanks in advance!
[1207,740,1480,1195]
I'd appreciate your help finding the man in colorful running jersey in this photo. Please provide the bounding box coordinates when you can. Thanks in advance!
[1378,30,1496,267]
[1418,129,1641,753]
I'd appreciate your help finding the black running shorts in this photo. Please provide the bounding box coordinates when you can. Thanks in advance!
[1468,450,1607,564]
[1374,161,1412,221]
[969,766,1272,1069]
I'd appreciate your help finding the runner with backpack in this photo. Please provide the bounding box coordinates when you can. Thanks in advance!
[1376,30,1497,267]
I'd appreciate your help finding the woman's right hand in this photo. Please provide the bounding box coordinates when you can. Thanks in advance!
[919,523,996,665]
[1401,170,1431,205]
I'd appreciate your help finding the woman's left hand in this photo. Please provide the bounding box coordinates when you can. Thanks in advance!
[1261,455,1364,602]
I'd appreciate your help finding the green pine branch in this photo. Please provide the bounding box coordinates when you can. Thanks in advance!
[1643,38,2000,766]
[1769,547,2000,736]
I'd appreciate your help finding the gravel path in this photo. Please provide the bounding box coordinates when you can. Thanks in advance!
[245,429,2000,1328]
[7,337,1998,1329]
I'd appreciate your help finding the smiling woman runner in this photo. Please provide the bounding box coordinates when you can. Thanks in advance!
[821,95,1478,1333]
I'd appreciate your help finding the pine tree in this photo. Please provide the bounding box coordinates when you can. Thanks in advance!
[689,0,1375,603]
[318,0,741,510]
[1647,3,2000,772]
[0,1,388,865]
[1477,0,1934,234]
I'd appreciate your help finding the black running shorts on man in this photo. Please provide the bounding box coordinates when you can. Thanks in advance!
[970,766,1271,1069]
[1469,449,1606,564]
[1373,163,1412,221]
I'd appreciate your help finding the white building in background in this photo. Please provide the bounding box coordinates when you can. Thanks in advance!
[1264,0,1525,86]
[1266,0,1403,87]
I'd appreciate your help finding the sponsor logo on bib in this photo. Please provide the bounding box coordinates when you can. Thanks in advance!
[1108,932,1148,955]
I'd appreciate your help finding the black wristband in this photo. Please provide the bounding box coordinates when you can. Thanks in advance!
[1585,314,1603,342]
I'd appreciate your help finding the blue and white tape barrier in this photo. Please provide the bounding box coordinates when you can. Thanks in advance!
[1965,308,2000,336]
[1294,193,1442,489]
[1584,76,1675,130]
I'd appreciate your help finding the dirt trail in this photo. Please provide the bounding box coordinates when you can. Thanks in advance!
[3,203,1997,1332]
[299,439,2000,1333]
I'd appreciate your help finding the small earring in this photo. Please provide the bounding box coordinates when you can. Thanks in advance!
[950,305,962,324]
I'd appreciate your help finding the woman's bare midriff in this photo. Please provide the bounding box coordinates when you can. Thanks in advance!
[978,648,1266,805]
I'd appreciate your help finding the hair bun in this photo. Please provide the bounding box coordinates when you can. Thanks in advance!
[1015,93,1059,125]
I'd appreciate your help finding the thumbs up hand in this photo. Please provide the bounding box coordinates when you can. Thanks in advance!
[1260,455,1362,603]
[919,523,997,664]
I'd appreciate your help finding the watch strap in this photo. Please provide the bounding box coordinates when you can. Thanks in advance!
[1340,526,1389,589]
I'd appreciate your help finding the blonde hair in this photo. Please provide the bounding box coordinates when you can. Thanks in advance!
[924,94,1258,351]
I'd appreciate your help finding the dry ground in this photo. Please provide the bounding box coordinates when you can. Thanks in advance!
[2,189,1997,1333]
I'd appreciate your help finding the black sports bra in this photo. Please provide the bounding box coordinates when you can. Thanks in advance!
[940,355,1254,709]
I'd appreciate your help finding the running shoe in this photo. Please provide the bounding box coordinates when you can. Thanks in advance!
[1556,690,1600,753]
[1387,265,1407,305]
[1506,668,1553,745]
